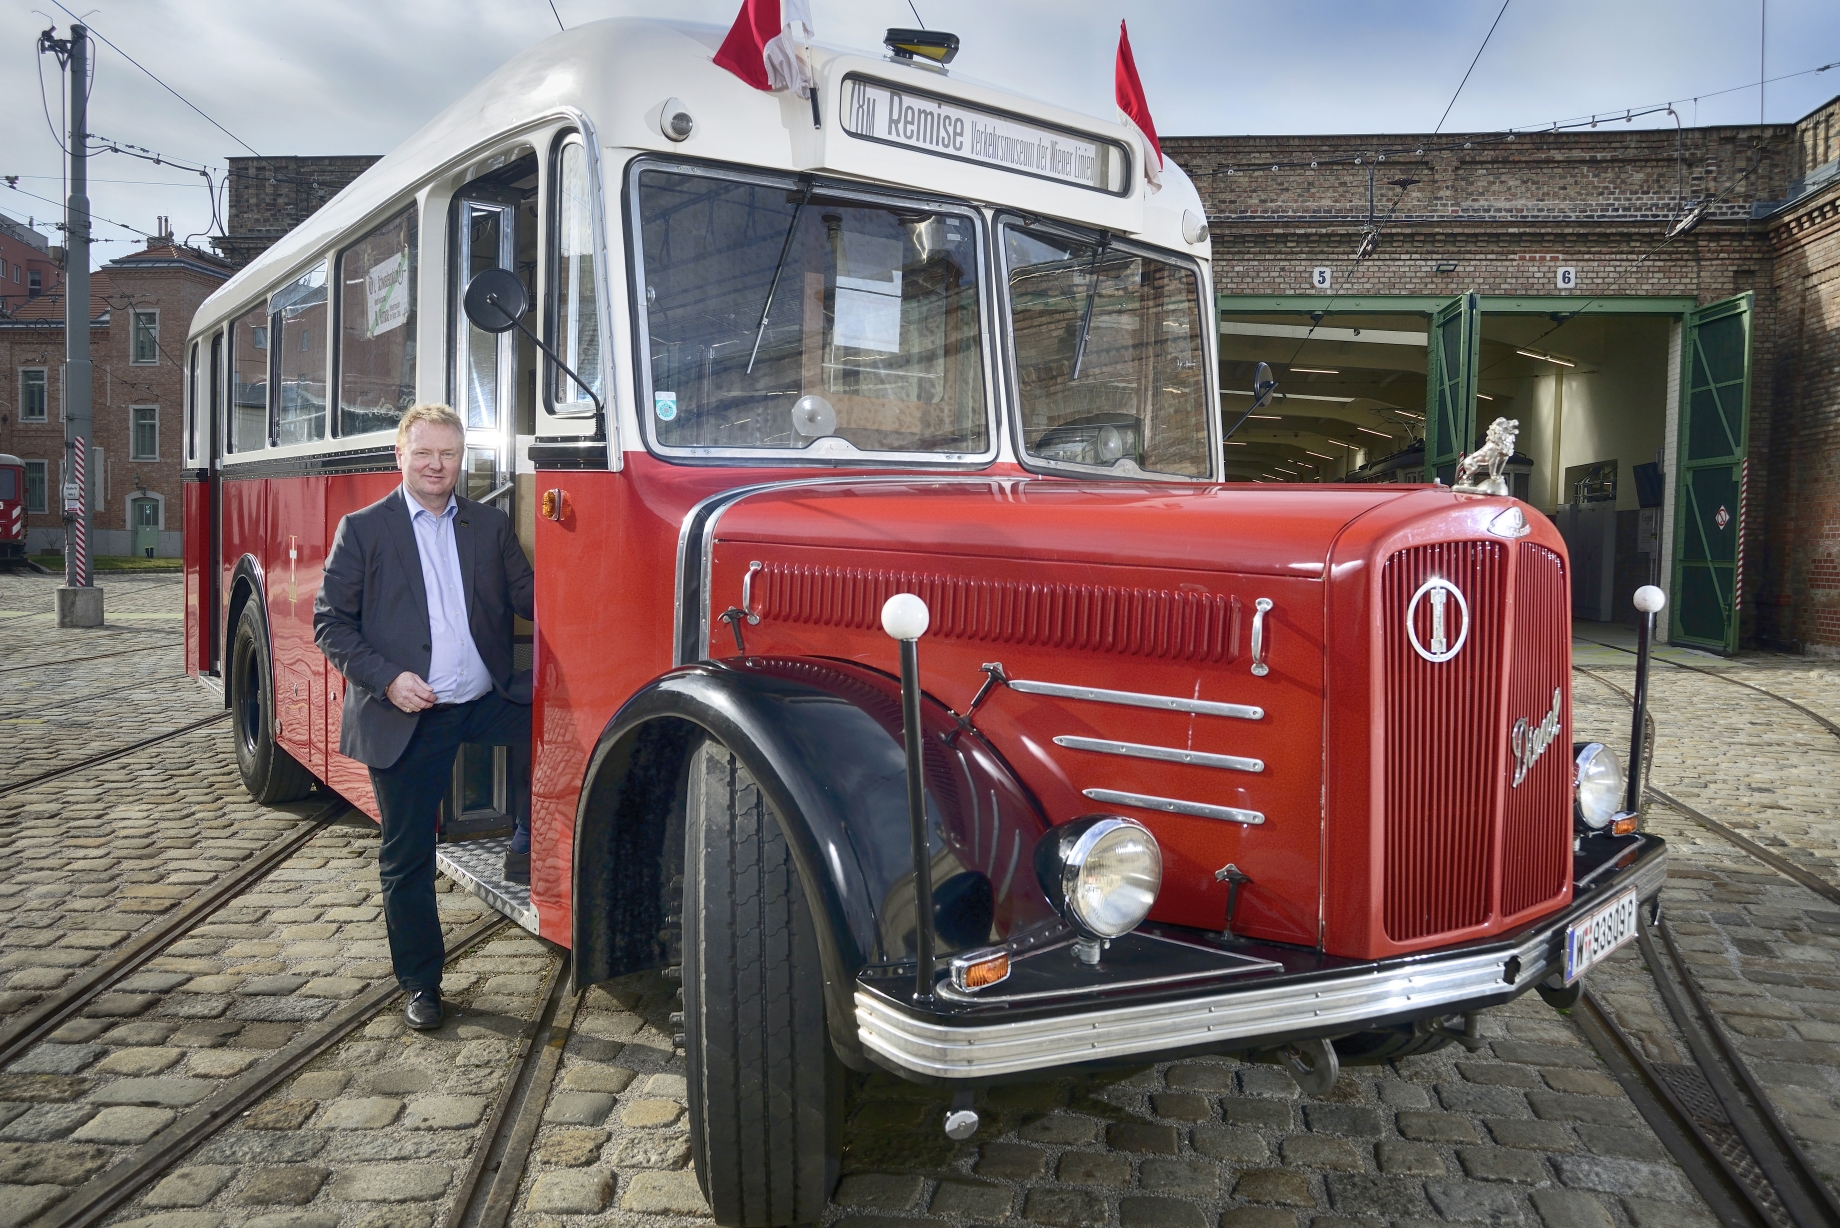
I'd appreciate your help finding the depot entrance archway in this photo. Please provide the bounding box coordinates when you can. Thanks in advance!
[1217,293,1753,653]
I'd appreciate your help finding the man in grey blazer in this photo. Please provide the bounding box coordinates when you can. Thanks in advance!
[314,403,534,1029]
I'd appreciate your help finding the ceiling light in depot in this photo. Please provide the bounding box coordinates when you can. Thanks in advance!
[1356,427,1391,438]
[1249,414,1281,420]
[1306,451,1334,459]
[1290,367,1339,375]
[1516,349,1575,367]
[1476,393,1494,401]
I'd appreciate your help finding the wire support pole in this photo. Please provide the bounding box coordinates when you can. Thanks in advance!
[62,23,94,593]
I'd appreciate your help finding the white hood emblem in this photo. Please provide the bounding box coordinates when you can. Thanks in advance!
[1406,577,1469,663]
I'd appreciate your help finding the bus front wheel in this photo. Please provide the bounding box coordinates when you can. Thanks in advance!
[682,737,842,1227]
[230,603,314,805]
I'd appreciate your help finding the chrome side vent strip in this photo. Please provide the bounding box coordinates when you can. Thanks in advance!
[1054,736,1263,774]
[1008,679,1263,721]
[1083,788,1265,825]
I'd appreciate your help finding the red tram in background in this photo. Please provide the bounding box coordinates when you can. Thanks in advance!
[184,20,1665,1224]
[0,454,30,568]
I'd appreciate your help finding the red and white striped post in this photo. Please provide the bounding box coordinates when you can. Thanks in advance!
[68,437,90,588]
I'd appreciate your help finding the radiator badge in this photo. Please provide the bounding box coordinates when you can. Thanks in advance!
[1406,577,1469,663]
[1510,687,1564,787]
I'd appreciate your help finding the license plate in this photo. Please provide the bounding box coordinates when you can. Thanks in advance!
[1563,889,1639,984]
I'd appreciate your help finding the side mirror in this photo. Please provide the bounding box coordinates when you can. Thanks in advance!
[463,268,529,334]
[1251,361,1277,412]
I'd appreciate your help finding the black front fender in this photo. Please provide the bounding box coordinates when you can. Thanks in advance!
[571,656,1056,1066]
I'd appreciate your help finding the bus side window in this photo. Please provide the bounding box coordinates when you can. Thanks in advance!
[229,304,269,453]
[337,204,420,438]
[272,263,330,446]
[547,133,601,415]
[187,340,200,463]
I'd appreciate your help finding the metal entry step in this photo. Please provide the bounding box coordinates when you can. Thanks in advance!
[437,835,539,935]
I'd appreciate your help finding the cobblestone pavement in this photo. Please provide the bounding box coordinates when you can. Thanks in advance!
[0,572,1835,1228]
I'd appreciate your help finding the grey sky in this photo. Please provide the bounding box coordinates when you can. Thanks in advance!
[2,0,1837,265]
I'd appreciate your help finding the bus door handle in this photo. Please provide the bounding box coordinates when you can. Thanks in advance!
[1250,598,1273,677]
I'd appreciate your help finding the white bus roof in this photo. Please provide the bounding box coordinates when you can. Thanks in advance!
[195,17,1208,335]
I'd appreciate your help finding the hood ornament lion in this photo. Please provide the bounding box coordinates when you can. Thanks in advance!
[1453,417,1520,496]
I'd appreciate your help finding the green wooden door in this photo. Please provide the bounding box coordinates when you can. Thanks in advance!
[1424,292,1480,483]
[1670,293,1752,653]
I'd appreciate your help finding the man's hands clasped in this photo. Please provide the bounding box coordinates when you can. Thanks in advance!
[387,671,440,713]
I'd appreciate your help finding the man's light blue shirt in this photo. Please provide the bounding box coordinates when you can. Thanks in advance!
[404,486,493,705]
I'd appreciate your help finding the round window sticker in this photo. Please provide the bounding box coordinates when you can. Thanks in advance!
[653,391,678,422]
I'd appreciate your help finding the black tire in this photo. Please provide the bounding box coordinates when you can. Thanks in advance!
[683,738,842,1227]
[230,602,314,805]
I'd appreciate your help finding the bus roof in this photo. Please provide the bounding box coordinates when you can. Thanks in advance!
[195,17,1208,336]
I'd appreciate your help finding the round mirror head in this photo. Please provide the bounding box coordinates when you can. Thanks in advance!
[792,394,837,438]
[1251,360,1277,411]
[463,268,529,335]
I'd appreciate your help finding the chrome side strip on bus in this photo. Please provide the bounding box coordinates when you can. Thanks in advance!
[856,846,1669,1079]
[1083,788,1265,825]
[1008,678,1263,721]
[1053,736,1263,774]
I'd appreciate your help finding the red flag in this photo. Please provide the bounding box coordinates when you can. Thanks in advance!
[1115,20,1162,187]
[713,0,815,97]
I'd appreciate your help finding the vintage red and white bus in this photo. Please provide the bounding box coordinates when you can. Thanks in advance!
[184,18,1663,1223]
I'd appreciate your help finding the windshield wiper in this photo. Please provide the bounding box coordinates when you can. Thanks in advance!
[1069,232,1110,381]
[747,180,814,374]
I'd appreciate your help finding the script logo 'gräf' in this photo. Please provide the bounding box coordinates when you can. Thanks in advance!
[1510,687,1564,787]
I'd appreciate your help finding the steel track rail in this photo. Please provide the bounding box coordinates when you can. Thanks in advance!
[1571,665,1840,907]
[0,640,181,674]
[445,957,582,1228]
[0,796,354,1070]
[1573,635,1840,741]
[0,710,230,797]
[31,913,509,1228]
[1645,919,1840,1225]
[1576,988,1777,1227]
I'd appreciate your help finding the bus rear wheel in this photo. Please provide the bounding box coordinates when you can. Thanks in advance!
[682,738,841,1227]
[231,602,314,805]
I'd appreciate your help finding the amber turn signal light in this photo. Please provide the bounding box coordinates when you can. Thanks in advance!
[950,952,1010,992]
[541,488,570,522]
[1610,815,1640,837]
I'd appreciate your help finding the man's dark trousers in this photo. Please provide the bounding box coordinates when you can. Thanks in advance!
[370,693,529,992]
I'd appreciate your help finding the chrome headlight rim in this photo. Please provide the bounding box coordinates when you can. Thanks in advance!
[1039,815,1163,940]
[1573,742,1625,831]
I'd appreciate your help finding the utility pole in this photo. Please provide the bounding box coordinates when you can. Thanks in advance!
[49,23,101,627]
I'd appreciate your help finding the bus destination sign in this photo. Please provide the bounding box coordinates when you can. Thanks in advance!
[841,75,1128,195]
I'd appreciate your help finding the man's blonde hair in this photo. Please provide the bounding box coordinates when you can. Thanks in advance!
[395,403,465,450]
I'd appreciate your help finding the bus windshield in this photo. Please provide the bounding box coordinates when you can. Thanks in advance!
[635,167,989,458]
[1003,222,1211,479]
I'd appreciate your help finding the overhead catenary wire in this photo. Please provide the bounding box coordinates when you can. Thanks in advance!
[1433,0,1511,136]
[46,0,262,158]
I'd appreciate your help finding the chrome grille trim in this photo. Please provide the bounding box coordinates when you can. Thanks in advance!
[1054,736,1263,774]
[1009,679,1263,721]
[855,845,1667,1079]
[1083,788,1265,825]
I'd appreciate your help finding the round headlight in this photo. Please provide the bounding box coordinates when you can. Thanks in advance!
[1574,742,1625,830]
[1034,817,1163,939]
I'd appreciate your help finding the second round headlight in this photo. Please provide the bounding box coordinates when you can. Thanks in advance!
[1036,817,1163,939]
[1574,742,1625,830]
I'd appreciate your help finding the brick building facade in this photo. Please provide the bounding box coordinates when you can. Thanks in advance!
[214,155,380,269]
[0,233,231,557]
[1166,93,1840,654]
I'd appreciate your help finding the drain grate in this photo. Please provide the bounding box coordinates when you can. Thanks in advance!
[1654,1061,1793,1228]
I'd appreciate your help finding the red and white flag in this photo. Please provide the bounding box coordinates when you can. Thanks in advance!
[713,0,816,98]
[1115,20,1163,189]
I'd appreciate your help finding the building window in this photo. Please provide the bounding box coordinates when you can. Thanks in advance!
[24,460,47,513]
[132,310,159,364]
[20,369,47,421]
[132,406,159,460]
[28,271,41,296]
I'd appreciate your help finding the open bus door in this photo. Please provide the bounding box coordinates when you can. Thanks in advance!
[1423,291,1480,486]
[1669,292,1752,653]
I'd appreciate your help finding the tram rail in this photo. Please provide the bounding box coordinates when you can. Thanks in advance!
[0,639,182,675]
[1568,657,1840,1223]
[32,914,509,1228]
[0,710,230,797]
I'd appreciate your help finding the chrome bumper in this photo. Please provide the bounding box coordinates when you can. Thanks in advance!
[857,840,1666,1080]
